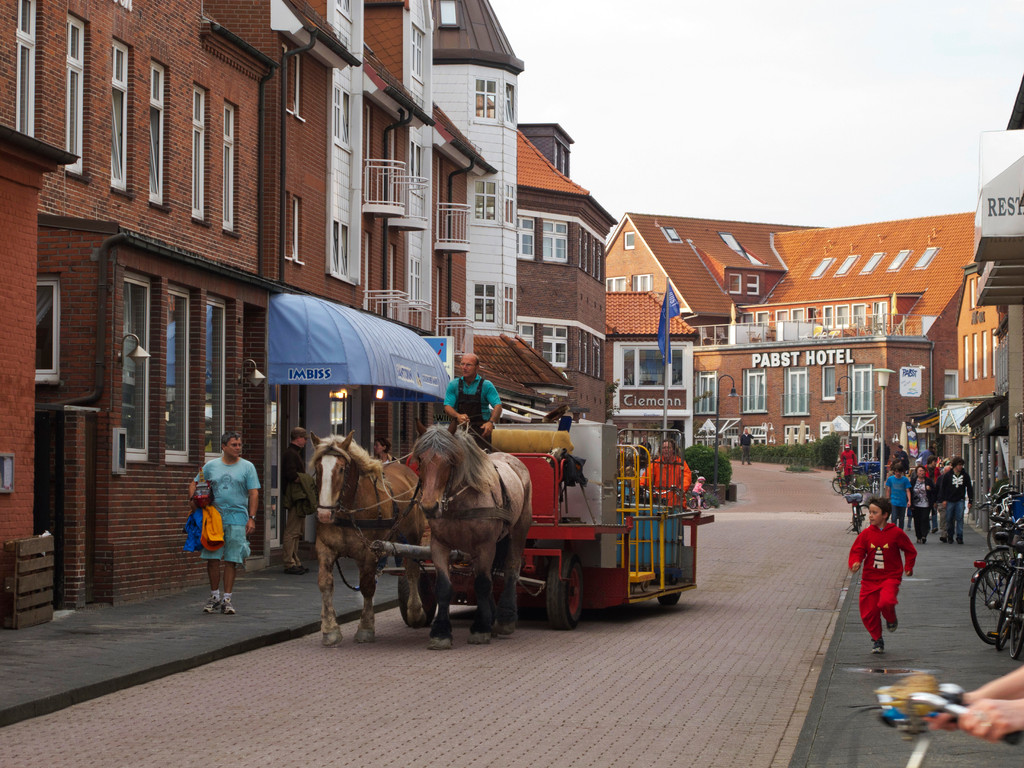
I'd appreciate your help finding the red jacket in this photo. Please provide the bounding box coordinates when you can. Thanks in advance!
[840,448,857,475]
[849,523,916,582]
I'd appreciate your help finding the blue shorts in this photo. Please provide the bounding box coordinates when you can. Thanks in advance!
[199,524,250,564]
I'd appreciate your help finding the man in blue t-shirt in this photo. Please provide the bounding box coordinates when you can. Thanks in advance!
[443,353,502,446]
[189,431,260,616]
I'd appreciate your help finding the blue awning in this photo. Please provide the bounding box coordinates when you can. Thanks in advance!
[268,294,449,401]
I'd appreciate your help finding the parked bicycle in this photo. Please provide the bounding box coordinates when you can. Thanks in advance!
[845,492,867,534]
[995,540,1024,659]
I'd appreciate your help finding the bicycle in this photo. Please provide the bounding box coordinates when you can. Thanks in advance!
[832,472,858,496]
[970,558,1011,645]
[995,541,1024,659]
[845,492,867,534]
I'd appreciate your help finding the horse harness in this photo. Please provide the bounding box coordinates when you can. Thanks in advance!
[422,469,515,528]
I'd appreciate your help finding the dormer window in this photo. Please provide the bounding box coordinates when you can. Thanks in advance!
[914,246,939,269]
[439,0,457,26]
[811,258,834,278]
[861,252,885,274]
[662,227,681,242]
[888,249,911,271]
[835,254,858,276]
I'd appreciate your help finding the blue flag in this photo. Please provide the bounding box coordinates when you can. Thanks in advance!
[658,289,681,365]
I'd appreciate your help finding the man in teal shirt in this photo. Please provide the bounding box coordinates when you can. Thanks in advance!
[444,353,502,445]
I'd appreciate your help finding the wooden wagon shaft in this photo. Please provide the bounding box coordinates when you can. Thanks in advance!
[371,541,469,563]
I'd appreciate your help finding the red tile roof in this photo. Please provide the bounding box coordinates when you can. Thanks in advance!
[471,334,571,397]
[517,132,590,196]
[766,213,974,316]
[605,292,696,336]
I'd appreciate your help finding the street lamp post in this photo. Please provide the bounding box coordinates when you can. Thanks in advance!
[835,374,854,456]
[713,374,738,493]
[875,368,895,494]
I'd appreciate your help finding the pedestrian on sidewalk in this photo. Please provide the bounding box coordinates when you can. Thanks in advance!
[848,498,917,655]
[929,665,1024,742]
[189,431,260,615]
[884,462,912,531]
[740,428,752,465]
[924,454,941,534]
[937,456,973,545]
[281,426,312,575]
[910,464,936,544]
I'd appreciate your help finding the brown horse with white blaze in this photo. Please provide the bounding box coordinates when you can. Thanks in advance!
[312,432,428,645]
[412,424,533,650]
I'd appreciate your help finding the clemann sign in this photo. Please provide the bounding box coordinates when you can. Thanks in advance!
[620,390,687,409]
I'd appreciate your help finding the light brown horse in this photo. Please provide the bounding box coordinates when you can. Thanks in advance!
[312,432,428,645]
[412,424,533,650]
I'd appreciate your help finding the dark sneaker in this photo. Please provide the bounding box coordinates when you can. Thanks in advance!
[887,618,898,633]
[220,597,236,615]
[202,595,221,614]
[957,538,964,545]
[939,536,948,543]
[872,638,885,654]
[931,527,939,533]
[283,566,307,575]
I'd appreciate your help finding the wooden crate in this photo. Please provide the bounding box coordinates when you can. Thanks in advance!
[4,535,55,629]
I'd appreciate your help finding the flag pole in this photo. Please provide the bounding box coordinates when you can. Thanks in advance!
[662,293,669,431]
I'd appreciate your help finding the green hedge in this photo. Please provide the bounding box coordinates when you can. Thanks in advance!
[726,432,843,469]
[685,444,731,487]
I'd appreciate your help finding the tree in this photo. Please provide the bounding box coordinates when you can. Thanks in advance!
[685,444,731,488]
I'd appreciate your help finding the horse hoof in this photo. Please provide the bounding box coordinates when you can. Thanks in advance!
[467,632,491,645]
[427,637,453,650]
[354,629,375,643]
[492,621,515,636]
[322,630,342,647]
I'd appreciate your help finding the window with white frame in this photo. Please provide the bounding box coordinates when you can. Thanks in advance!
[970,278,977,309]
[755,310,769,324]
[474,284,496,323]
[518,323,534,345]
[542,325,567,366]
[593,338,601,378]
[505,83,515,123]
[205,301,225,455]
[36,278,59,383]
[784,367,809,416]
[411,26,424,80]
[517,217,534,257]
[982,329,989,378]
[166,289,189,459]
[580,331,588,374]
[963,335,970,381]
[336,0,351,17]
[17,0,36,136]
[409,138,423,178]
[409,252,422,302]
[852,364,872,412]
[331,221,349,277]
[111,42,128,190]
[822,305,834,328]
[475,78,496,119]
[622,349,635,386]
[606,276,626,291]
[333,86,350,145]
[872,300,887,325]
[728,273,741,293]
[288,195,303,263]
[836,254,858,275]
[624,231,635,250]
[504,184,516,224]
[695,371,716,415]
[973,332,979,380]
[746,273,759,295]
[662,227,682,242]
[852,303,867,327]
[122,277,150,457]
[791,308,805,321]
[474,180,496,220]
[835,304,849,328]
[888,249,911,271]
[784,424,811,445]
[861,252,885,274]
[149,64,166,203]
[289,52,302,116]
[944,370,958,398]
[822,365,836,401]
[632,274,652,291]
[66,16,84,173]
[543,220,568,261]
[191,87,205,218]
[222,103,235,230]
[811,258,834,278]
[621,347,682,387]
[776,309,790,323]
[742,368,766,413]
[439,0,457,26]
[504,285,514,326]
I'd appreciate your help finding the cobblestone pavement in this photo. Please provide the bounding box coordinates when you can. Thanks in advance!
[3,463,856,768]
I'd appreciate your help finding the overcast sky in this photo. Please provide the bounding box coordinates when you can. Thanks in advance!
[488,0,1024,229]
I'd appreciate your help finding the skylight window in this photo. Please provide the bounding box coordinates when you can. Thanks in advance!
[835,254,859,276]
[860,252,885,274]
[662,227,682,243]
[718,231,763,265]
[888,249,911,271]
[439,0,457,25]
[811,258,835,279]
[914,246,939,269]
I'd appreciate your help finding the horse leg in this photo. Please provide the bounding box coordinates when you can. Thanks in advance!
[495,493,533,635]
[354,558,378,643]
[402,555,427,628]
[468,569,495,644]
[317,541,343,647]
[428,549,453,650]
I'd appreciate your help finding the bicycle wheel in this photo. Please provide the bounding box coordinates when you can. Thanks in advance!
[996,574,1017,651]
[971,563,1010,645]
[1012,584,1024,659]
[852,506,864,534]
[832,477,845,495]
[985,546,1013,566]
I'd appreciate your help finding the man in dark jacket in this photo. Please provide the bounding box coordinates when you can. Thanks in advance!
[937,456,973,545]
[740,428,752,465]
[282,427,309,574]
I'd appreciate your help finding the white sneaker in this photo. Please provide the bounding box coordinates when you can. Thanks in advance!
[220,596,235,615]
[202,595,221,613]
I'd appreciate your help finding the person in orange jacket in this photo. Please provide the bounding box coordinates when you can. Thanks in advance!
[642,439,691,508]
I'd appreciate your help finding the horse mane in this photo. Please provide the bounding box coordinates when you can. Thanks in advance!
[414,425,498,495]
[311,433,384,476]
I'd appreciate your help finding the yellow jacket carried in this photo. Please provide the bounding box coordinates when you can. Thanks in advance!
[200,505,224,550]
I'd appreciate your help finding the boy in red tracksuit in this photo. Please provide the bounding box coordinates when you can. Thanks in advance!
[848,498,917,654]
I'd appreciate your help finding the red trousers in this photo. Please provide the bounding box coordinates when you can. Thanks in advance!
[859,578,900,640]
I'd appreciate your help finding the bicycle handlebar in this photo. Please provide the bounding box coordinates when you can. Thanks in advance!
[878,684,1022,744]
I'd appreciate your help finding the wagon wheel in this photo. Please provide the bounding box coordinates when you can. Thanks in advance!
[657,591,681,606]
[546,555,583,631]
[398,571,437,627]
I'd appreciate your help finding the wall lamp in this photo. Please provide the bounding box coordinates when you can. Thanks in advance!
[242,358,266,386]
[120,333,150,363]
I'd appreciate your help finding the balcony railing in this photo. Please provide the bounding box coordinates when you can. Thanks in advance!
[695,314,936,347]
[782,392,810,416]
[389,175,429,230]
[436,316,474,356]
[363,159,406,216]
[435,202,471,251]
[364,289,432,332]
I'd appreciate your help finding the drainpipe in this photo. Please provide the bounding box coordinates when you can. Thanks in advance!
[257,62,278,277]
[380,109,411,294]
[52,232,128,406]
[278,32,317,282]
[446,158,475,318]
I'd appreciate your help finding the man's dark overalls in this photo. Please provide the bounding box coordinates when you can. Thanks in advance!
[456,376,492,450]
